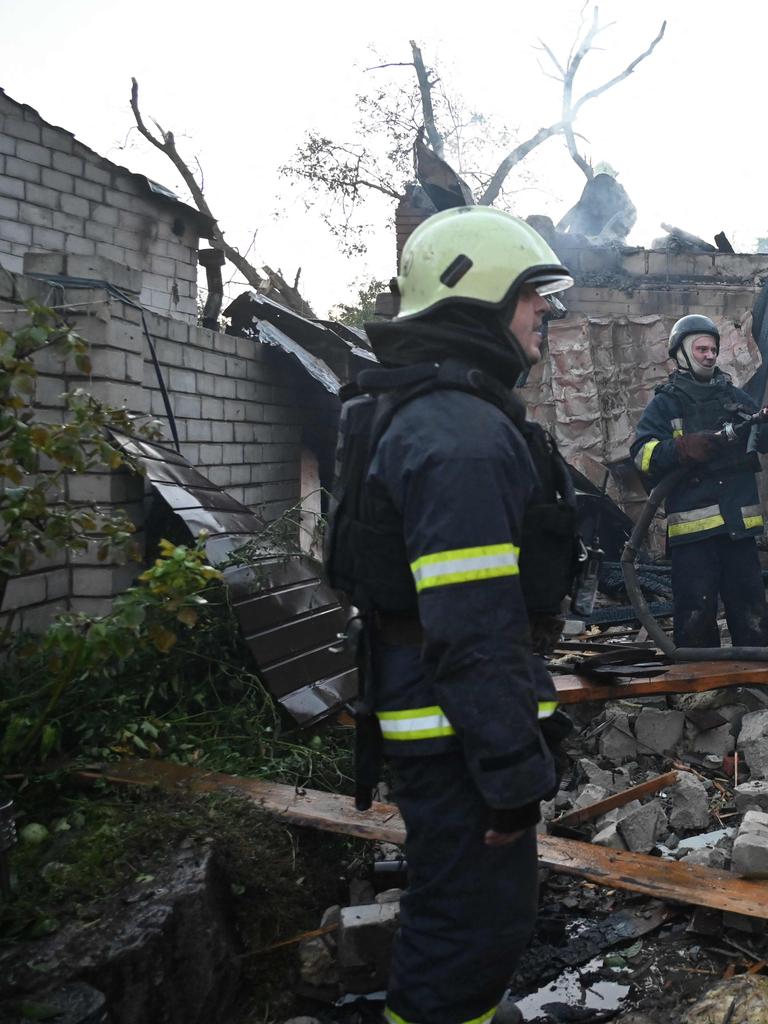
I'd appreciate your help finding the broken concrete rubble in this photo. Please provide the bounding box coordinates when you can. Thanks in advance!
[337,901,400,994]
[739,710,768,778]
[598,712,638,760]
[668,772,710,831]
[732,810,768,876]
[616,798,667,853]
[634,707,684,755]
[735,779,768,813]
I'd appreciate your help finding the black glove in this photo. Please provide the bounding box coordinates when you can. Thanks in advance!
[674,431,725,464]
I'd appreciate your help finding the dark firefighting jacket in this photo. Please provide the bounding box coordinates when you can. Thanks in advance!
[362,380,557,811]
[630,369,768,547]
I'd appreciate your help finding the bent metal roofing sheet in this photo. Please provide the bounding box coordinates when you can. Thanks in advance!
[110,430,357,727]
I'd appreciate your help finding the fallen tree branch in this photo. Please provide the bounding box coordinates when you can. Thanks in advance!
[129,78,315,317]
[410,40,444,158]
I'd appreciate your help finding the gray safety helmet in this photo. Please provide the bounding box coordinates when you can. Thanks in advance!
[668,314,720,359]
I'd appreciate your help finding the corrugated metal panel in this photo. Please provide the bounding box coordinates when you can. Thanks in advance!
[111,430,356,726]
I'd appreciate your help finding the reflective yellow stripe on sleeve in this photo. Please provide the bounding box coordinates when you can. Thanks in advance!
[378,703,557,740]
[634,439,660,473]
[410,543,519,593]
[742,505,764,531]
[671,418,683,438]
[377,706,456,741]
[385,1003,497,1024]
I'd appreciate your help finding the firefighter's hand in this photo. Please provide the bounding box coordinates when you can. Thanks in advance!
[674,431,724,463]
[484,828,525,847]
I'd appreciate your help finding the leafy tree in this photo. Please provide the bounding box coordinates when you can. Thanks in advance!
[330,278,389,327]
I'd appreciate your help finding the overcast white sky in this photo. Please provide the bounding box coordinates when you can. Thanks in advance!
[2,0,768,315]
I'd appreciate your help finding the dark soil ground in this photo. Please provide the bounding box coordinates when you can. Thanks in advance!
[2,774,764,1024]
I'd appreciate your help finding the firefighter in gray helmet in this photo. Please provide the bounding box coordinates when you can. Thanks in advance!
[324,207,575,1024]
[632,314,768,648]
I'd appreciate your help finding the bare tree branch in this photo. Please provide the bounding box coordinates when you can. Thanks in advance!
[479,123,566,206]
[364,61,414,71]
[410,40,444,158]
[129,77,315,317]
[571,20,667,120]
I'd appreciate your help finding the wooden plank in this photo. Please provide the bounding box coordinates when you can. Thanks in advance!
[552,770,680,828]
[554,660,768,704]
[79,760,768,919]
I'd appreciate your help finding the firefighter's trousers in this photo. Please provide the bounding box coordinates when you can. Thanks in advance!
[383,751,538,1024]
[671,536,768,648]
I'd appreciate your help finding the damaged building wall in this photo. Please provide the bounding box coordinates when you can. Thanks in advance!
[0,260,309,632]
[521,248,768,518]
[0,88,206,322]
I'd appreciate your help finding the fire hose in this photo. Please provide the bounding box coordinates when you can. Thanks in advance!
[620,407,768,661]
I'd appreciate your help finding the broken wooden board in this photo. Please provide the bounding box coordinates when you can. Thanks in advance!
[555,660,768,704]
[80,760,768,919]
[552,770,680,829]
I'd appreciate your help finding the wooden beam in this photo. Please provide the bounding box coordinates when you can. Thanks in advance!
[552,770,680,828]
[554,660,768,704]
[78,760,768,919]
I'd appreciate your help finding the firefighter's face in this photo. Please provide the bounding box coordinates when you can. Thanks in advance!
[690,335,718,368]
[507,285,551,364]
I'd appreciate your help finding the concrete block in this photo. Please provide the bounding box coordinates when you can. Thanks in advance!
[732,811,768,875]
[735,781,768,814]
[72,564,137,598]
[169,367,197,393]
[174,395,202,419]
[66,471,143,504]
[52,152,83,176]
[202,397,224,419]
[596,800,642,829]
[40,126,74,153]
[669,771,710,831]
[5,117,41,143]
[82,162,112,186]
[0,176,24,199]
[337,901,399,995]
[186,419,213,442]
[690,723,735,757]
[1,572,47,610]
[616,799,667,853]
[203,351,227,375]
[32,225,65,249]
[739,710,768,778]
[85,221,115,244]
[39,168,71,194]
[598,712,637,761]
[571,783,609,812]
[65,235,96,256]
[0,134,16,156]
[74,178,103,202]
[679,846,729,870]
[213,375,236,398]
[53,211,84,235]
[0,195,19,219]
[0,218,32,244]
[593,822,628,850]
[16,140,50,166]
[20,201,54,227]
[6,156,40,183]
[634,708,684,755]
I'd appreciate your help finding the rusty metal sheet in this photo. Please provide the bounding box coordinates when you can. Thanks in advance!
[110,431,357,726]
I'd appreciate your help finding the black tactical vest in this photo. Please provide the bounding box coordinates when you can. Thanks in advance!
[324,360,580,617]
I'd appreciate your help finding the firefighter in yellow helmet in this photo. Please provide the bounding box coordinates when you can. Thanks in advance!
[325,206,575,1024]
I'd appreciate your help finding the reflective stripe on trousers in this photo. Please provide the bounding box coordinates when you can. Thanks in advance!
[667,503,724,538]
[377,701,557,741]
[410,543,519,593]
[384,1005,497,1024]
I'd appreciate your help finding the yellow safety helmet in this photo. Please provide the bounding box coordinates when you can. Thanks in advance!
[396,206,573,320]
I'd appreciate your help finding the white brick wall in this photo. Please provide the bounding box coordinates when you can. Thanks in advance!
[0,90,202,323]
[0,271,311,633]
